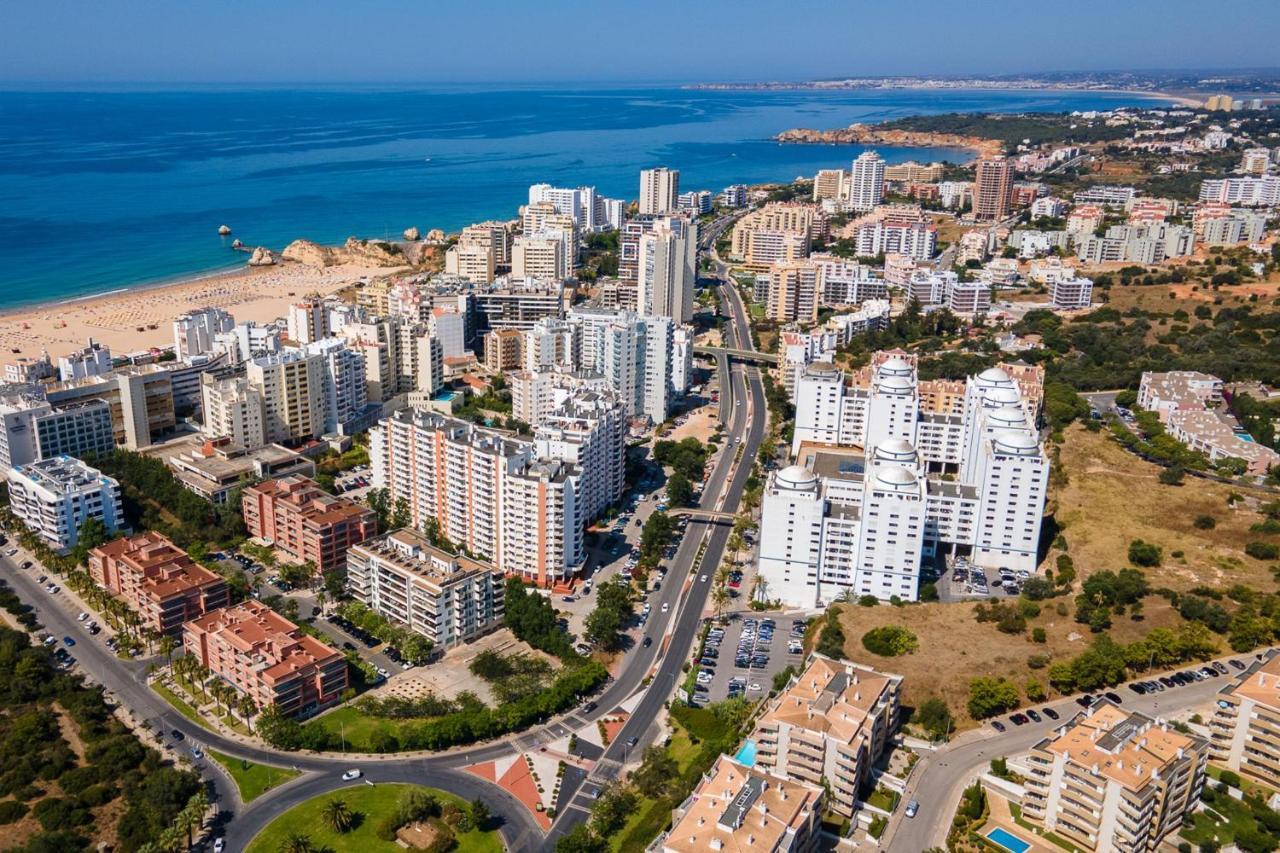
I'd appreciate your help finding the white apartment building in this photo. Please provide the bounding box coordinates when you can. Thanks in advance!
[369,410,586,586]
[1076,223,1195,265]
[569,308,674,423]
[215,321,282,365]
[58,339,112,382]
[906,269,989,314]
[511,233,568,281]
[508,370,610,425]
[343,317,443,403]
[521,317,577,374]
[533,389,626,521]
[1209,649,1280,790]
[174,308,235,360]
[1200,175,1280,206]
[1050,276,1094,311]
[1030,197,1068,219]
[851,216,937,261]
[808,255,887,306]
[1072,185,1136,207]
[638,217,698,324]
[813,168,848,202]
[444,242,496,283]
[0,392,115,472]
[459,221,513,267]
[764,357,1048,605]
[245,350,324,444]
[303,338,369,436]
[286,297,330,345]
[639,167,679,215]
[849,151,886,212]
[7,456,123,552]
[346,529,504,650]
[671,325,693,396]
[200,374,266,449]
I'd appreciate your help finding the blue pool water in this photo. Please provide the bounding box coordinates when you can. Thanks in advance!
[986,826,1032,853]
[0,85,1169,307]
[733,739,758,768]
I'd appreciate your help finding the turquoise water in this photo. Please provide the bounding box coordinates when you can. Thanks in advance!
[986,826,1032,853]
[0,85,1166,308]
[733,739,758,767]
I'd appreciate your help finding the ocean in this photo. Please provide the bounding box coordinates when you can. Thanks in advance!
[0,85,1164,308]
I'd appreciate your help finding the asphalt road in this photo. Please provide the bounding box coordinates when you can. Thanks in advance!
[884,651,1267,851]
[544,271,767,848]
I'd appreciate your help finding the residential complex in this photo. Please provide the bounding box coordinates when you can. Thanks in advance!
[370,408,604,587]
[656,755,824,853]
[7,456,123,551]
[0,391,114,471]
[88,531,229,636]
[1023,701,1209,852]
[973,158,1013,220]
[731,203,821,271]
[242,475,376,576]
[848,151,886,212]
[346,529,505,650]
[1050,275,1094,311]
[637,217,698,324]
[1209,649,1280,790]
[1138,371,1279,474]
[761,355,1047,605]
[151,436,315,504]
[184,600,348,719]
[751,654,902,818]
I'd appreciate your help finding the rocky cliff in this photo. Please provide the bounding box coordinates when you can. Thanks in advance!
[282,237,408,268]
[775,123,1003,159]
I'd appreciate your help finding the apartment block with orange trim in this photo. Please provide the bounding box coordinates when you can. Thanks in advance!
[183,599,348,718]
[1023,701,1208,851]
[88,531,229,636]
[242,475,376,575]
[749,654,902,818]
[1209,649,1280,790]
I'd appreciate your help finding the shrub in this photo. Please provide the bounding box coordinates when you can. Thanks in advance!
[1218,770,1242,789]
[861,625,919,657]
[1032,627,1047,644]
[1193,514,1216,530]
[1245,541,1280,561]
[0,800,27,824]
[1128,539,1162,567]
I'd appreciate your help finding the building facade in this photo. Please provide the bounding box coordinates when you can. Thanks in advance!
[1209,649,1280,790]
[242,475,375,575]
[7,456,123,551]
[88,531,229,636]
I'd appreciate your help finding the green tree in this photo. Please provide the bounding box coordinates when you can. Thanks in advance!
[321,797,354,833]
[916,696,954,739]
[967,677,1020,719]
[666,472,693,508]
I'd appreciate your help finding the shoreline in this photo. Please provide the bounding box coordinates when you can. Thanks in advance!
[0,259,408,365]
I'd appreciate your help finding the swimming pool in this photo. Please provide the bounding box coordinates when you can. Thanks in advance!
[733,739,758,768]
[986,826,1032,853]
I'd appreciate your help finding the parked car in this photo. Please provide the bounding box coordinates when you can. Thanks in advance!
[341,769,362,781]
[905,800,919,819]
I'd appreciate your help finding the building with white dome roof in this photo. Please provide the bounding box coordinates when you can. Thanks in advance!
[759,351,1049,607]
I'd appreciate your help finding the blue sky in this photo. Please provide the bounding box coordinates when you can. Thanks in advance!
[3,0,1278,84]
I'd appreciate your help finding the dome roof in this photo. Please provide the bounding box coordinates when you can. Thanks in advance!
[984,386,1022,406]
[992,430,1039,454]
[988,406,1026,428]
[878,357,913,376]
[876,374,914,393]
[875,465,918,487]
[977,366,1013,386]
[776,465,819,488]
[874,438,917,459]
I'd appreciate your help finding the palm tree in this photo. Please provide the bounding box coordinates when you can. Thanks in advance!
[159,635,177,667]
[238,695,258,734]
[279,834,316,853]
[321,797,354,833]
[315,589,327,617]
[712,583,730,619]
[185,789,210,844]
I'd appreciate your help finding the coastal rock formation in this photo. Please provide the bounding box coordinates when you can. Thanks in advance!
[403,226,420,241]
[218,224,232,235]
[426,228,446,244]
[775,123,1004,159]
[247,246,276,266]
[231,238,243,249]
[282,237,407,268]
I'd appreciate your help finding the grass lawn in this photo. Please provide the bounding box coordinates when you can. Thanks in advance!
[307,705,411,752]
[1180,785,1280,849]
[1208,764,1279,799]
[866,786,899,812]
[610,713,711,852]
[1010,802,1080,852]
[208,750,300,803]
[245,783,502,853]
[152,683,205,728]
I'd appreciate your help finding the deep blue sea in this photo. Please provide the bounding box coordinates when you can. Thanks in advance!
[0,85,1166,308]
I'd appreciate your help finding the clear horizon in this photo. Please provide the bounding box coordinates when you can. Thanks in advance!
[4,0,1279,84]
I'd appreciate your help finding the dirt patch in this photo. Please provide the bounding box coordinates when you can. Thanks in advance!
[1052,425,1276,592]
[834,593,1185,729]
[368,628,556,706]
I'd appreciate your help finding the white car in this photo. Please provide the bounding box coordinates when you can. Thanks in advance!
[699,574,707,582]
[4,548,15,556]
[214,839,225,853]
[77,612,90,622]
[748,682,762,691]
[661,602,669,613]
[341,769,362,781]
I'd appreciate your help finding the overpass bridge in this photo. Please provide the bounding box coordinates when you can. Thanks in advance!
[667,507,739,523]
[693,345,779,365]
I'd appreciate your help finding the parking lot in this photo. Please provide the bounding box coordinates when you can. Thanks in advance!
[936,554,1025,603]
[693,612,807,705]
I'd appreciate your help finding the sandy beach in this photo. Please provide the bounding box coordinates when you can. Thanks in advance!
[0,260,407,364]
